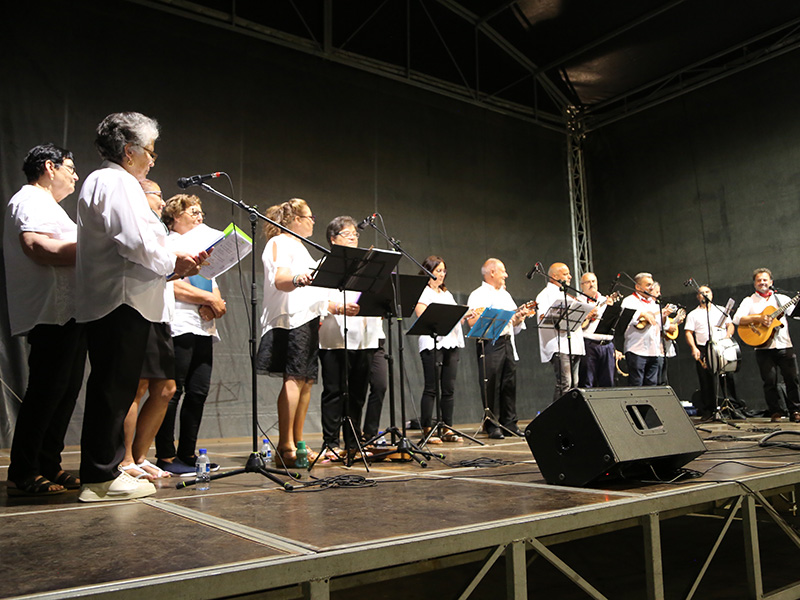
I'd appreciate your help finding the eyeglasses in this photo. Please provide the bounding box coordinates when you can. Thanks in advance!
[57,162,77,176]
[144,190,162,197]
[336,230,359,239]
[139,145,158,162]
[298,214,316,223]
[184,208,204,218]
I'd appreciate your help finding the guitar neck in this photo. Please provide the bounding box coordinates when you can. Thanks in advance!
[771,292,800,320]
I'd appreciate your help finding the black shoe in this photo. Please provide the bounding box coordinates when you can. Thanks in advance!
[505,426,525,437]
[488,430,505,440]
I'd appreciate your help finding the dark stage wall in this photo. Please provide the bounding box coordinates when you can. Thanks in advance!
[585,49,800,412]
[0,2,570,446]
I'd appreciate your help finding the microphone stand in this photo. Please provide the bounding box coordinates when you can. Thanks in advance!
[360,217,441,467]
[176,182,329,490]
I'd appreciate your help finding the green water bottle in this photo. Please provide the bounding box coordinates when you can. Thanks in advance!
[295,441,309,468]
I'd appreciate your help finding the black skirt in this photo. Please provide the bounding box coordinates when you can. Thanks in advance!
[140,322,176,379]
[256,317,319,382]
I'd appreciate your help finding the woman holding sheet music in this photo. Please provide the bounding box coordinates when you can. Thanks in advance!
[256,199,327,468]
[414,255,465,443]
[152,193,227,476]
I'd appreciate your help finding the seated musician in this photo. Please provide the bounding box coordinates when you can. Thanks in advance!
[732,268,800,422]
[684,285,740,419]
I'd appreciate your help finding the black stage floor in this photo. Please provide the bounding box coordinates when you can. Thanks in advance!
[3,417,800,600]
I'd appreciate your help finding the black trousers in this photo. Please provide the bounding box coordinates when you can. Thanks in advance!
[756,348,800,415]
[8,320,87,485]
[420,347,460,428]
[362,341,387,439]
[692,344,740,414]
[579,339,615,388]
[81,305,150,483]
[320,348,374,446]
[155,333,213,462]
[476,337,517,430]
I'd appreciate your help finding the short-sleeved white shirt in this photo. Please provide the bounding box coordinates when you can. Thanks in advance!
[260,233,327,334]
[415,285,465,353]
[3,185,77,335]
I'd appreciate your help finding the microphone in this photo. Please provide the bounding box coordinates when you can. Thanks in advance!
[607,273,621,294]
[356,214,376,230]
[176,172,222,189]
[525,261,543,279]
[683,278,695,287]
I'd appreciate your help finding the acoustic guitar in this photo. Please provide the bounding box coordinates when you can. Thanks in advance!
[471,300,537,322]
[737,292,800,346]
[581,291,622,329]
[663,307,686,341]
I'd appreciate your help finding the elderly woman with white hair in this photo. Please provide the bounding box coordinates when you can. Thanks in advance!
[75,112,204,502]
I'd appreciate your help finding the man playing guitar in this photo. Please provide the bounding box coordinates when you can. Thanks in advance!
[733,268,800,422]
[578,272,623,388]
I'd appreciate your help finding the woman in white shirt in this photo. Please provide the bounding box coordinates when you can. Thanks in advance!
[414,255,465,443]
[256,199,326,468]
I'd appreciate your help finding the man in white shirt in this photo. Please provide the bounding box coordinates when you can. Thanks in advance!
[621,272,676,386]
[578,272,622,388]
[685,285,738,418]
[535,262,586,401]
[466,258,528,439]
[4,144,84,496]
[733,268,800,422]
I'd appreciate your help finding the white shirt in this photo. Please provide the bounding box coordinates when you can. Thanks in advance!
[733,292,793,350]
[260,233,327,334]
[535,282,586,362]
[415,285,466,353]
[318,289,382,350]
[75,161,176,323]
[621,293,669,357]
[467,281,525,361]
[167,230,217,338]
[3,185,77,335]
[685,305,731,346]
[581,293,615,342]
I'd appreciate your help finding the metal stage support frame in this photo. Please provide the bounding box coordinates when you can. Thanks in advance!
[42,469,800,600]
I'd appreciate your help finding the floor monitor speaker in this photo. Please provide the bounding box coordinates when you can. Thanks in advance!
[525,386,706,487]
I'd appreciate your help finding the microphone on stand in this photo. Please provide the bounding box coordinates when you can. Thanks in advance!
[177,172,222,189]
[683,278,695,287]
[608,272,621,294]
[356,214,377,230]
[526,261,543,279]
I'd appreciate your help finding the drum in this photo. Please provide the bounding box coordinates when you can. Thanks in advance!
[708,338,741,374]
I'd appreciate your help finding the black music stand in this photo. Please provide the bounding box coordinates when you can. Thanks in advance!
[407,303,483,446]
[466,307,517,438]
[539,299,591,393]
[358,274,434,466]
[307,245,400,470]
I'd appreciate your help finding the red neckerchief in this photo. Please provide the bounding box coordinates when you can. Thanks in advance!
[634,292,653,303]
[756,289,773,299]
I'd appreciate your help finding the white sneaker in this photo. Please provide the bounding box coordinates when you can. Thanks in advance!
[78,471,157,502]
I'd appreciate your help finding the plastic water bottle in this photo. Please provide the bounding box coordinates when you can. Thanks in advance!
[195,448,210,490]
[295,441,309,468]
[260,438,273,462]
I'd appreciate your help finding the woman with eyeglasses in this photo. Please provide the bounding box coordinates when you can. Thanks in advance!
[317,216,383,460]
[414,255,465,443]
[149,193,228,476]
[75,112,205,502]
[256,199,327,468]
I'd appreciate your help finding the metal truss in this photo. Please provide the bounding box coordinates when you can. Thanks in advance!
[125,0,569,132]
[566,105,592,279]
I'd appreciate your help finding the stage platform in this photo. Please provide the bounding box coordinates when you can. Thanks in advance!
[3,418,800,600]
